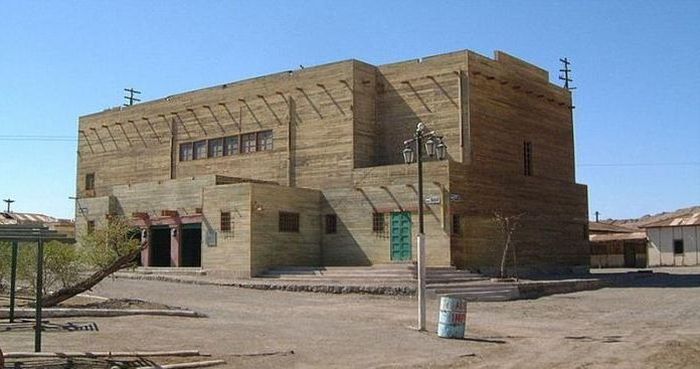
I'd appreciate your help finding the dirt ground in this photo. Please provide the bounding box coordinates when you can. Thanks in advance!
[2,268,700,369]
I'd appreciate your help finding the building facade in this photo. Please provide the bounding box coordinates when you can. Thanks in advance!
[644,212,700,267]
[75,49,589,277]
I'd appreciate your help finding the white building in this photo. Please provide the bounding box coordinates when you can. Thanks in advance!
[643,212,700,267]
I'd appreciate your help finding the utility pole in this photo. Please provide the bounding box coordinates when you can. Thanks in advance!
[124,88,142,107]
[3,198,14,212]
[595,211,600,223]
[559,58,576,91]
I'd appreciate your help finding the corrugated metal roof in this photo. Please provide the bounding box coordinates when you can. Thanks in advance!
[641,212,700,228]
[589,222,638,233]
[0,212,59,225]
[590,232,647,242]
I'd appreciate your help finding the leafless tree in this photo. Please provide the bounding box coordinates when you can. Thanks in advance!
[493,212,525,279]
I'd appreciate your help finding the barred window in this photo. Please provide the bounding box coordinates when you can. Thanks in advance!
[452,214,462,236]
[241,133,257,153]
[87,220,95,235]
[224,136,239,156]
[193,140,207,159]
[279,212,300,233]
[208,138,224,158]
[220,211,231,232]
[257,130,273,151]
[179,142,193,161]
[325,214,337,234]
[523,141,533,176]
[372,213,386,236]
[85,173,95,191]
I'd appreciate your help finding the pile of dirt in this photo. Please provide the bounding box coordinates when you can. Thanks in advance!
[62,298,183,310]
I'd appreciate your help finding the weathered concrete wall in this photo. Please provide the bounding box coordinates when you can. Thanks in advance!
[322,161,451,267]
[249,183,322,275]
[448,51,589,274]
[647,226,700,266]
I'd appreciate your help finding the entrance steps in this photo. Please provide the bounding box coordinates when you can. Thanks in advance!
[257,265,486,284]
[133,267,207,276]
[427,281,520,302]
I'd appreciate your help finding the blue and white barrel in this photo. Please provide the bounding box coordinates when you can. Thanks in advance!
[437,296,467,338]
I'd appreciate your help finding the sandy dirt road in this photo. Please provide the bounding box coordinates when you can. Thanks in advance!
[2,269,699,368]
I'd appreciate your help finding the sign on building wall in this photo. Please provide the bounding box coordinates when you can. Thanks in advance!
[206,230,217,247]
[424,195,441,205]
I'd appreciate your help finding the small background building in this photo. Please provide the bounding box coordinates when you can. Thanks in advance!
[0,211,75,239]
[589,222,647,268]
[643,212,700,267]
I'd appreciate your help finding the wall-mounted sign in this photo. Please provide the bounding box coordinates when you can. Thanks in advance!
[424,195,441,205]
[206,230,217,247]
[450,193,463,202]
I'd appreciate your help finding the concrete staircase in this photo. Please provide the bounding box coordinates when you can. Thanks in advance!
[258,265,486,283]
[132,267,208,276]
[427,281,520,301]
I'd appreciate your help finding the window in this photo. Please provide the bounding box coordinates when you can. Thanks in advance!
[193,140,207,159]
[224,136,239,156]
[257,130,273,151]
[372,213,386,236]
[241,133,257,153]
[208,138,224,158]
[325,214,337,234]
[85,173,95,191]
[452,214,462,236]
[87,220,95,235]
[523,141,533,176]
[179,142,193,161]
[220,211,231,232]
[674,239,684,255]
[279,211,300,232]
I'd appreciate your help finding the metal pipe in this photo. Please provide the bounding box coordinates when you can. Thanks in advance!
[9,240,18,323]
[35,236,44,352]
[416,126,426,332]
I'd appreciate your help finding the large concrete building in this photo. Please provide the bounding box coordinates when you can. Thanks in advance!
[75,49,589,277]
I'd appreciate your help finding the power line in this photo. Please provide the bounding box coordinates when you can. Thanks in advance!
[578,162,700,167]
[0,135,76,142]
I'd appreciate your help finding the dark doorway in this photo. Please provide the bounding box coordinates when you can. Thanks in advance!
[181,223,202,267]
[150,227,171,267]
[623,243,636,268]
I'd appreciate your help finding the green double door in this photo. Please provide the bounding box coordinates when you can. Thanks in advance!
[390,212,412,261]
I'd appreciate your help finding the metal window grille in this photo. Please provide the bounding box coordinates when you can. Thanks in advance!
[87,220,95,234]
[179,142,193,161]
[523,141,533,176]
[241,133,257,153]
[325,214,337,234]
[257,130,273,151]
[279,211,299,232]
[220,211,232,232]
[193,140,207,159]
[208,138,224,158]
[224,136,239,155]
[452,214,462,236]
[85,173,95,190]
[372,213,386,236]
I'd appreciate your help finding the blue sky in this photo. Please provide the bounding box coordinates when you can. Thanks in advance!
[1,1,698,220]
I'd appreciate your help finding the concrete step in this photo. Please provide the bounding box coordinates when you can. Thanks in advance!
[134,267,207,276]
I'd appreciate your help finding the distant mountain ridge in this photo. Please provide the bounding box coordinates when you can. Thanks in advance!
[605,205,700,229]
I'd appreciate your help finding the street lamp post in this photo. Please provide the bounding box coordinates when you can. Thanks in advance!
[402,122,447,331]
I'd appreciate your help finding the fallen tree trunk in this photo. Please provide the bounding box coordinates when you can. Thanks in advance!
[41,244,144,307]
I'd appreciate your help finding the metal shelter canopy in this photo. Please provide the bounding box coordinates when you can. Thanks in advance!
[0,224,74,353]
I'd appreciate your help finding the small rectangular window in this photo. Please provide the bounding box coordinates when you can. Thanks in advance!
[179,142,193,161]
[87,220,95,235]
[523,141,533,176]
[372,213,386,235]
[257,130,273,151]
[208,138,224,158]
[224,136,239,156]
[674,239,684,255]
[452,214,462,236]
[193,140,207,159]
[241,133,257,153]
[279,211,300,233]
[85,173,95,191]
[220,211,231,232]
[325,214,337,234]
